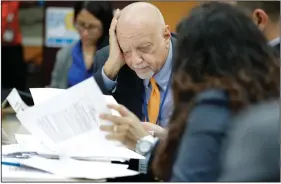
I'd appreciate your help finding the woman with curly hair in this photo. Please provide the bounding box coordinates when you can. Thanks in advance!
[152,2,279,181]
[99,2,279,182]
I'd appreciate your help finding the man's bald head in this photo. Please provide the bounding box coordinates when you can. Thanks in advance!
[117,2,165,33]
[115,2,171,80]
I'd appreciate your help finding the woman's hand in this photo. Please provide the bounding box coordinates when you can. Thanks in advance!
[99,104,149,150]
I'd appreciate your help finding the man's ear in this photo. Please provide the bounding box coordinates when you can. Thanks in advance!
[252,9,269,31]
[163,25,171,49]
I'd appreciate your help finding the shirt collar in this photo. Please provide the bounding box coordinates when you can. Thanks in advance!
[144,40,173,91]
[268,37,280,47]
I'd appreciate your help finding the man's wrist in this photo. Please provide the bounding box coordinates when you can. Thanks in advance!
[135,135,157,156]
[104,60,121,80]
[101,67,117,92]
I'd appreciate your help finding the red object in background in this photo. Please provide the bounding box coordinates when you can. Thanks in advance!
[1,1,22,45]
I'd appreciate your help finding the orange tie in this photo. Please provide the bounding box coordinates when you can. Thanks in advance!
[147,78,161,124]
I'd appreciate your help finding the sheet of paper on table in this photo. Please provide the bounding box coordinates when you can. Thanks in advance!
[2,156,138,180]
[2,156,138,179]
[17,156,139,180]
[6,78,144,161]
[2,164,71,182]
[2,158,108,181]
[13,134,143,161]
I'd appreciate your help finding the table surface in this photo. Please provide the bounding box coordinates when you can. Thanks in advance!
[1,113,106,182]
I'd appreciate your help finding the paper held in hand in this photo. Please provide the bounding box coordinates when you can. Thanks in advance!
[6,78,144,160]
[29,87,121,116]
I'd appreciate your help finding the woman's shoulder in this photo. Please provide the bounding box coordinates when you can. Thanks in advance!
[195,89,228,105]
[188,89,231,133]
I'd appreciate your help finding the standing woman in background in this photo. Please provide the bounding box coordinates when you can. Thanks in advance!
[50,1,113,88]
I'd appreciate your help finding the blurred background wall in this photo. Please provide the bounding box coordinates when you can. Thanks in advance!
[150,2,200,32]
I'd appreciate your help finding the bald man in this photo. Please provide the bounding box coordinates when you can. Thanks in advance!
[93,2,175,181]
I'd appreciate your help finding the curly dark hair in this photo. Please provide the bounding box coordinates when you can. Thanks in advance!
[152,2,279,181]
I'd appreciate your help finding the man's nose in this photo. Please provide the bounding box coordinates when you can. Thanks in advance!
[131,51,143,65]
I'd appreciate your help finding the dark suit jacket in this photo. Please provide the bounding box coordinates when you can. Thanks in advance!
[93,34,177,181]
[219,100,279,182]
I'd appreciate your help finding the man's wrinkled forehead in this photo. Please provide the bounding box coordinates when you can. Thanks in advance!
[118,32,155,51]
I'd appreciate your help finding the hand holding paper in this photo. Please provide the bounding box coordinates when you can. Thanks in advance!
[6,78,143,160]
[100,104,150,150]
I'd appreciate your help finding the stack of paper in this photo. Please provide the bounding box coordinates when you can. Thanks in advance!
[2,155,139,180]
[19,156,138,179]
[5,78,143,179]
[2,164,79,182]
[13,134,143,161]
[2,143,139,180]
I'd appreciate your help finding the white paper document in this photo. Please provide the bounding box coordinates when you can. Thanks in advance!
[29,88,63,105]
[2,158,105,181]
[14,134,58,155]
[30,87,120,116]
[12,134,143,161]
[6,88,29,114]
[7,78,144,160]
[17,156,139,180]
[2,144,34,155]
[15,78,114,155]
[2,164,69,182]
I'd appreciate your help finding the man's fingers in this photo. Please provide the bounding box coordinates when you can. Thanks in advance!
[100,124,130,133]
[114,9,121,19]
[106,133,135,149]
[100,123,139,144]
[100,113,129,125]
[106,133,126,142]
[107,104,131,117]
[100,125,112,132]
[109,19,117,37]
[109,9,120,36]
